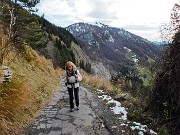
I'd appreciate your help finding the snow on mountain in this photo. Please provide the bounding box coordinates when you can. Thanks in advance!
[66,22,161,73]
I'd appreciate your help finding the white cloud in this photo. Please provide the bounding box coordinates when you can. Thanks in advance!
[35,0,178,41]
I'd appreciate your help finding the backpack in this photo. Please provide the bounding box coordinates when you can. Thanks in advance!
[66,70,78,84]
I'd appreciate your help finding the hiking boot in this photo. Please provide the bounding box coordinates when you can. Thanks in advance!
[70,108,74,112]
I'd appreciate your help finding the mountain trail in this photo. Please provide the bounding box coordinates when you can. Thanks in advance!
[22,79,131,135]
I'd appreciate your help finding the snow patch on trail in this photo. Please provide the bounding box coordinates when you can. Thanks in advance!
[96,89,157,135]
[98,95,127,120]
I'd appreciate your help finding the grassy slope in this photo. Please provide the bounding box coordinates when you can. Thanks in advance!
[70,41,92,64]
[0,45,63,135]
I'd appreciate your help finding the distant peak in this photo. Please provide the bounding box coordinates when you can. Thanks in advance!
[86,22,109,28]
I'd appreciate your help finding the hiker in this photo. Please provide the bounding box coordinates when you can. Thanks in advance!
[64,61,82,112]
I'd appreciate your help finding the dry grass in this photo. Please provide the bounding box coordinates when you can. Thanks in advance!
[81,69,127,96]
[0,78,35,135]
[80,69,113,92]
[0,45,63,135]
[80,69,143,115]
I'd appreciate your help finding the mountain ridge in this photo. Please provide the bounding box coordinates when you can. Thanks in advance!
[66,22,161,74]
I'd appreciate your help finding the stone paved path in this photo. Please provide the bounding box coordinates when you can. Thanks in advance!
[23,80,112,135]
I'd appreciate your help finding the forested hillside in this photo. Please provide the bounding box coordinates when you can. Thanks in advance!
[1,0,91,70]
[66,22,162,97]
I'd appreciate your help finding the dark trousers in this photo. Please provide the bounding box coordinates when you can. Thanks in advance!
[67,87,79,109]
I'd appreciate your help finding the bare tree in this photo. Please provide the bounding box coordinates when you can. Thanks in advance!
[0,0,40,65]
[0,0,17,65]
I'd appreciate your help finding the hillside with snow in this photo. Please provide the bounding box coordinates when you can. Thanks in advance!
[66,22,161,74]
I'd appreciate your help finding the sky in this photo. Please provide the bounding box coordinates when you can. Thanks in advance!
[35,0,178,41]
